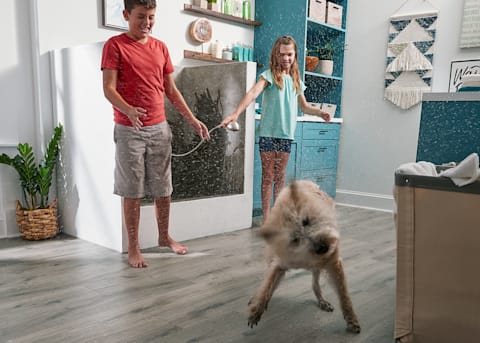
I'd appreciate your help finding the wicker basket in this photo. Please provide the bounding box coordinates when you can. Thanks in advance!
[305,56,319,72]
[15,199,58,240]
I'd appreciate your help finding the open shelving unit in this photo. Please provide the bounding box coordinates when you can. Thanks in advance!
[254,0,347,117]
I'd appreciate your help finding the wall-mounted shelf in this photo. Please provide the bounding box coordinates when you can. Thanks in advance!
[307,18,346,33]
[305,71,342,81]
[183,4,262,27]
[184,50,261,67]
[184,50,234,63]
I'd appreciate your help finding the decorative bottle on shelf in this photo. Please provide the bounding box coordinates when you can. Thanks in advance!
[215,41,223,59]
[233,0,242,17]
[232,43,240,61]
[211,40,219,58]
[242,0,250,20]
[223,0,233,15]
[222,45,233,60]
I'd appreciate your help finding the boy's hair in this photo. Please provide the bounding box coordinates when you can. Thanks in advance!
[124,0,156,12]
[269,36,301,93]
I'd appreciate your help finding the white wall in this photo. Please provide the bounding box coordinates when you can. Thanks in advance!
[337,0,480,211]
[0,0,37,237]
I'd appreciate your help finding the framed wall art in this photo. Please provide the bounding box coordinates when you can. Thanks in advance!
[448,59,480,92]
[460,0,480,48]
[103,0,128,30]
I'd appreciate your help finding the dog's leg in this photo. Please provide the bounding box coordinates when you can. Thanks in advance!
[312,269,334,312]
[326,258,361,333]
[247,263,286,328]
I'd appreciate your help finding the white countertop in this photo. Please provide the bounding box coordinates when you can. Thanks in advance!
[255,114,343,123]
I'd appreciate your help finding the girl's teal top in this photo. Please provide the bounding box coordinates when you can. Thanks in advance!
[257,69,306,140]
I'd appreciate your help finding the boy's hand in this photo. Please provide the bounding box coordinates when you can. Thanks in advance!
[125,107,147,130]
[192,119,211,141]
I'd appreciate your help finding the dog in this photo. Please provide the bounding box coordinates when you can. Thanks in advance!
[247,180,361,334]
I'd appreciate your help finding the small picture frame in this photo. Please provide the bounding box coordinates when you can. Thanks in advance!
[103,0,128,30]
[448,59,480,92]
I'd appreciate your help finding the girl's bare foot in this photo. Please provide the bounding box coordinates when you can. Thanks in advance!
[159,236,188,255]
[128,246,148,268]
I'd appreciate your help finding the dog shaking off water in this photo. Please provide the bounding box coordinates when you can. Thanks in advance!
[248,180,361,334]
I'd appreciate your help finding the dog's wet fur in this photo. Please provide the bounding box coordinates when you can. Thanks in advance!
[248,180,361,333]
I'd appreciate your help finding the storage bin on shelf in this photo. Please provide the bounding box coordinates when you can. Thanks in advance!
[326,2,343,27]
[308,0,327,22]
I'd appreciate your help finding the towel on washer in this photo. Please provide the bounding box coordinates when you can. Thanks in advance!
[440,153,480,186]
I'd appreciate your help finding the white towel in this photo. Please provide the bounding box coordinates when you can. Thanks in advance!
[394,161,438,221]
[440,153,480,186]
[395,161,438,176]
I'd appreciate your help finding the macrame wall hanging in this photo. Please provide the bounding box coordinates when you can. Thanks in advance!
[384,0,439,110]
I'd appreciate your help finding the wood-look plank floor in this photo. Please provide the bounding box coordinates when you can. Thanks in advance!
[0,205,396,343]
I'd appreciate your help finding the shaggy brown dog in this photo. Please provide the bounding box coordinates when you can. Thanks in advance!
[248,180,361,333]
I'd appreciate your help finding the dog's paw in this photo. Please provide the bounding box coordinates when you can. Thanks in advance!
[247,312,262,328]
[318,299,334,312]
[346,321,361,334]
[247,299,265,328]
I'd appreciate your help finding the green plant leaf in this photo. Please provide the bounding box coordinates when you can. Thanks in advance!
[0,124,63,210]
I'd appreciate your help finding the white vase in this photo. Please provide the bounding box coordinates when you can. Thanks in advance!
[317,59,334,76]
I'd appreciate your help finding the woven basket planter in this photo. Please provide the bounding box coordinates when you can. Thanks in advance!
[15,199,58,240]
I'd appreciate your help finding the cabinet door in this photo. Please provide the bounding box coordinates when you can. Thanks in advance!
[300,140,338,171]
[300,170,336,197]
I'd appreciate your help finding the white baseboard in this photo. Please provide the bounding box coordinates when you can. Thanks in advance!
[335,189,394,212]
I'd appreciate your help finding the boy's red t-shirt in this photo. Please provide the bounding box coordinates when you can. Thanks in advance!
[101,33,175,126]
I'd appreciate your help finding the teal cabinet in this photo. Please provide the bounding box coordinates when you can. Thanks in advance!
[298,122,340,197]
[252,121,340,213]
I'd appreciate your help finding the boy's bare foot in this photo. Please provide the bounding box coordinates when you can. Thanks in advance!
[159,236,188,255]
[128,246,148,268]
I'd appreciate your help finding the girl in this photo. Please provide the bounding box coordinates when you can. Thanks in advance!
[222,36,331,220]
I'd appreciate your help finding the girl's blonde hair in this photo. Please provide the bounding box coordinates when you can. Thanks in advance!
[269,36,301,93]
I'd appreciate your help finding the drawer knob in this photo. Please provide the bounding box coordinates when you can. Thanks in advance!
[317,147,326,152]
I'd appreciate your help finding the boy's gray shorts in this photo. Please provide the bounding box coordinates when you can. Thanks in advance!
[113,122,172,198]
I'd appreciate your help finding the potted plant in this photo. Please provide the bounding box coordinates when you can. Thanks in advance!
[0,124,63,240]
[307,41,335,76]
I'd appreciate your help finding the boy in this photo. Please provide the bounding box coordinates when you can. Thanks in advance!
[101,0,210,268]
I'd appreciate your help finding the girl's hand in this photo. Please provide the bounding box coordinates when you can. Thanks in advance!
[221,114,238,128]
[321,111,331,122]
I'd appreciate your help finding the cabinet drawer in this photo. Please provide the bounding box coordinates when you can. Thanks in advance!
[300,170,336,197]
[302,123,340,140]
[300,140,338,170]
